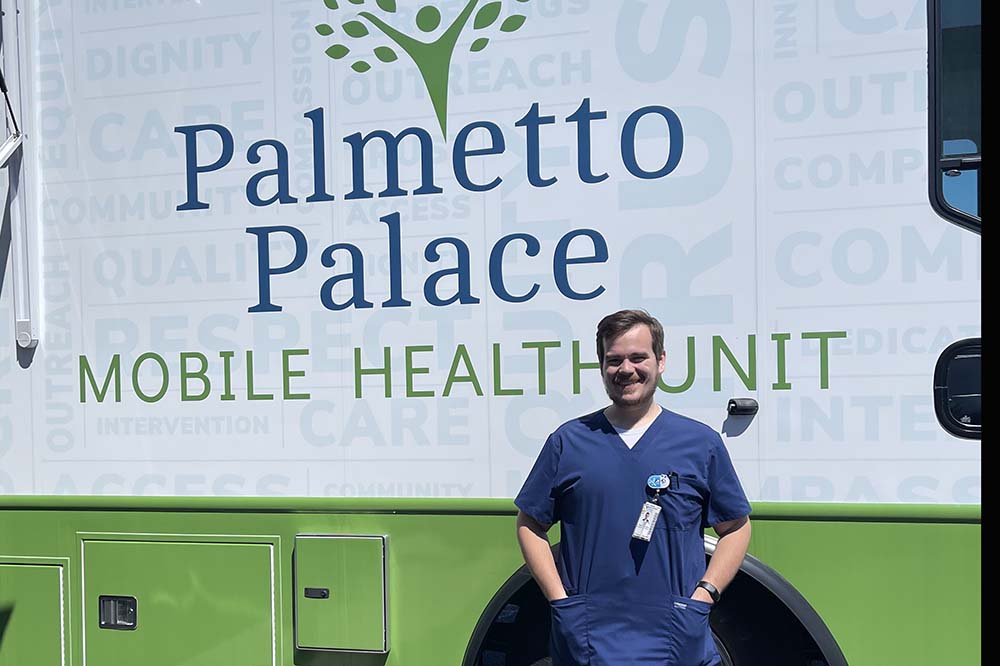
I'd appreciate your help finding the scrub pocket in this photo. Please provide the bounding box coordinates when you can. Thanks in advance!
[665,594,712,666]
[659,480,704,531]
[550,595,591,666]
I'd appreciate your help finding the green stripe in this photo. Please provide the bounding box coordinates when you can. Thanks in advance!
[0,495,516,514]
[748,501,980,523]
[0,496,981,522]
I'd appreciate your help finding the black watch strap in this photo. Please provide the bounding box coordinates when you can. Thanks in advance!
[696,580,721,603]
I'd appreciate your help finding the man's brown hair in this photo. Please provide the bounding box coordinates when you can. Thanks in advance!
[596,309,665,362]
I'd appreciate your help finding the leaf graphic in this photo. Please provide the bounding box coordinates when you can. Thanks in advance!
[325,44,350,59]
[352,60,372,73]
[348,0,365,4]
[500,15,526,32]
[376,0,397,11]
[474,2,502,29]
[470,37,489,52]
[315,23,335,36]
[324,0,339,9]
[374,46,398,62]
[342,20,369,37]
[416,5,442,32]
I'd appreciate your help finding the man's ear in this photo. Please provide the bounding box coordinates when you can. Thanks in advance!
[658,352,666,374]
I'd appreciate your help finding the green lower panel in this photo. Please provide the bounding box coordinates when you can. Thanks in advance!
[83,540,274,666]
[749,520,981,666]
[0,499,981,666]
[0,564,64,666]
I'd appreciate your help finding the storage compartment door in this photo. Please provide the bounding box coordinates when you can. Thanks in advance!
[0,563,65,666]
[295,535,388,653]
[83,540,275,666]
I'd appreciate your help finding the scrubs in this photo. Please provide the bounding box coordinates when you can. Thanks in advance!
[516,407,751,666]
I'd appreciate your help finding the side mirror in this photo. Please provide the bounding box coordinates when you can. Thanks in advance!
[934,338,981,439]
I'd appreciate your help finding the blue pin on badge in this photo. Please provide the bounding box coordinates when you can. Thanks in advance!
[647,474,671,490]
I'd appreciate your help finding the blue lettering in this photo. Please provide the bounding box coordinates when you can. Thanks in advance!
[176,123,235,211]
[453,121,505,192]
[553,229,608,300]
[246,226,308,313]
[622,106,684,180]
[489,234,541,303]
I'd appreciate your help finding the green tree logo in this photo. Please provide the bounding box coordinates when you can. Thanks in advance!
[316,0,531,137]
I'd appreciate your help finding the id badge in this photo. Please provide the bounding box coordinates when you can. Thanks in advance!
[631,501,662,541]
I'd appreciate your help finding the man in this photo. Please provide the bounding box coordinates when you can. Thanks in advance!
[515,309,752,666]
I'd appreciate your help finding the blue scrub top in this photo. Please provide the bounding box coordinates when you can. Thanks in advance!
[515,407,751,666]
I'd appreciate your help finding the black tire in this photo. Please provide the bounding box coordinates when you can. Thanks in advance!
[713,632,735,666]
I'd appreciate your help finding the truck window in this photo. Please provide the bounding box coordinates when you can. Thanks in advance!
[929,0,981,231]
[934,339,981,439]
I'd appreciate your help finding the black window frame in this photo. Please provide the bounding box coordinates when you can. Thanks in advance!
[933,338,981,440]
[927,0,981,233]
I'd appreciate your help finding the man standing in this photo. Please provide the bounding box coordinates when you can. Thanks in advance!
[515,310,752,666]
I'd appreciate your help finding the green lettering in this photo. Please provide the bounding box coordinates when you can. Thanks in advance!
[79,354,121,403]
[571,340,600,394]
[443,344,484,397]
[220,351,237,401]
[246,350,274,401]
[132,352,169,403]
[771,333,792,390]
[522,341,560,395]
[283,349,311,400]
[658,337,696,394]
[492,343,522,396]
[713,335,756,391]
[802,331,848,389]
[405,345,435,397]
[180,352,210,401]
[355,347,392,398]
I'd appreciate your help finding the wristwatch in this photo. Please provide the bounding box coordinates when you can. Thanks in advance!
[696,580,721,603]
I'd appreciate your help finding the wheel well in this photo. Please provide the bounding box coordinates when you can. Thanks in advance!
[462,542,848,666]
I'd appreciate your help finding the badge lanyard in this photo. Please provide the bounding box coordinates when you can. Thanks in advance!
[632,474,671,541]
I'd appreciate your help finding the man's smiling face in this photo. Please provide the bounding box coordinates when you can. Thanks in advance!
[600,324,666,408]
